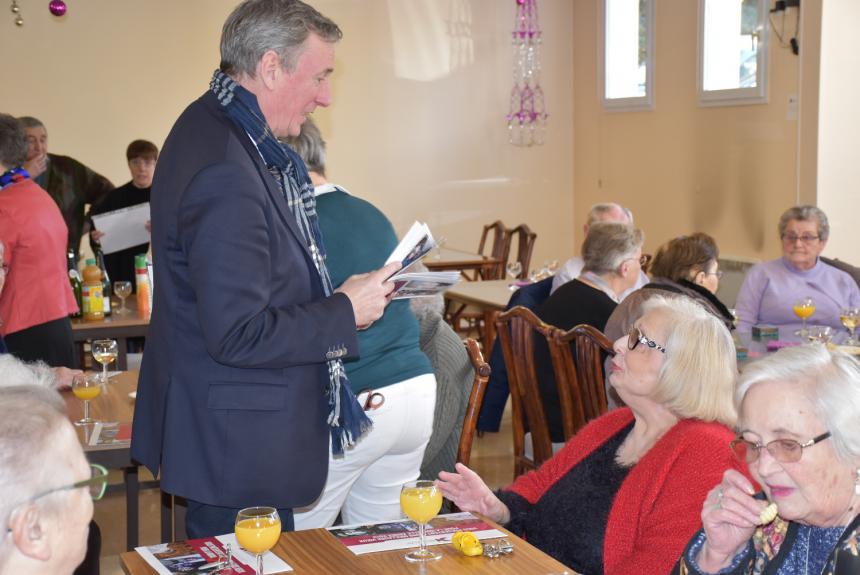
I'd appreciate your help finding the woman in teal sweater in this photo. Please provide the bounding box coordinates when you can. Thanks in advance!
[288,119,436,529]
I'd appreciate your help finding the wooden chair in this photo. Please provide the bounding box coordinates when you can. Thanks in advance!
[503,224,537,279]
[475,220,507,280]
[495,306,561,479]
[456,338,492,468]
[553,324,615,432]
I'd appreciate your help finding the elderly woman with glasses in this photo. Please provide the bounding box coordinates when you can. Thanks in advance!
[735,205,860,334]
[0,385,107,575]
[439,296,746,574]
[673,345,860,575]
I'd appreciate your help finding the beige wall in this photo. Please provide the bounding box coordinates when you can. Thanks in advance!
[2,0,574,268]
[572,0,817,261]
[816,0,860,261]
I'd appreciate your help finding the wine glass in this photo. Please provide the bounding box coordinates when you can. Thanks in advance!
[433,236,447,260]
[792,297,816,337]
[92,339,118,384]
[114,281,132,314]
[806,325,833,345]
[235,507,281,575]
[506,261,522,280]
[400,480,443,562]
[841,307,860,346]
[728,308,740,329]
[72,373,102,426]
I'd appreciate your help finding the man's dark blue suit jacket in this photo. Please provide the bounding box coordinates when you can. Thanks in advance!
[131,92,358,509]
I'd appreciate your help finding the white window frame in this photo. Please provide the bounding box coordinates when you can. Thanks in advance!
[698,0,768,107]
[600,0,655,112]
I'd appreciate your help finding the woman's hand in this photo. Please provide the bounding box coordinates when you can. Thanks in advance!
[696,469,767,571]
[437,463,510,524]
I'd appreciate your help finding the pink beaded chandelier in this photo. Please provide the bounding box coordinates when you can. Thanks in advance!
[507,0,548,147]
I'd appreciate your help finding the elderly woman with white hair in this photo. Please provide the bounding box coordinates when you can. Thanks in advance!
[439,296,748,574]
[0,385,106,575]
[673,345,860,574]
[735,205,860,333]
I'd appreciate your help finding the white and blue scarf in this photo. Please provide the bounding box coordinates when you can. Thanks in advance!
[210,70,372,455]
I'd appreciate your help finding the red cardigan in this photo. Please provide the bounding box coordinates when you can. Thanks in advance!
[506,408,746,575]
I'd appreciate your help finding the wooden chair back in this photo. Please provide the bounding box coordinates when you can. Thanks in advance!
[504,224,537,279]
[476,220,507,279]
[495,306,559,479]
[554,324,615,430]
[456,338,491,468]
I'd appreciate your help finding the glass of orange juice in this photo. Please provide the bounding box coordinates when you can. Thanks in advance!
[400,480,443,562]
[72,373,102,426]
[793,296,816,337]
[235,507,281,574]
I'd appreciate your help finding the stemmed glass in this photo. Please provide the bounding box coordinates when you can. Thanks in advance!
[506,261,522,280]
[840,307,860,346]
[72,373,102,426]
[792,297,816,337]
[433,236,447,260]
[92,339,118,385]
[400,480,443,563]
[114,281,132,314]
[235,507,281,575]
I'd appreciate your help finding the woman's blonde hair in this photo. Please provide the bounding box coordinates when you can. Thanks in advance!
[643,295,737,426]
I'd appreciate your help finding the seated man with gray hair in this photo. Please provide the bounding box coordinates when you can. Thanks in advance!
[0,384,104,575]
[552,202,649,297]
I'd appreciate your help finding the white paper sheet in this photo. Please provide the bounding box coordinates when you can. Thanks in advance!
[91,203,151,255]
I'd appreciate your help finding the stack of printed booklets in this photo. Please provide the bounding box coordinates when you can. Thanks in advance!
[386,221,460,299]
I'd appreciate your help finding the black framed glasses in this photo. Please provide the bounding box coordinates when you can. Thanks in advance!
[781,233,820,245]
[627,326,666,354]
[730,432,831,464]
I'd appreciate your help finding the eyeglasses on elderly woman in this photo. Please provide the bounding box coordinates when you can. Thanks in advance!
[627,326,667,354]
[730,432,832,464]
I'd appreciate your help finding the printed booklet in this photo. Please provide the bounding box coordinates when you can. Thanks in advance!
[385,221,460,299]
[135,534,292,574]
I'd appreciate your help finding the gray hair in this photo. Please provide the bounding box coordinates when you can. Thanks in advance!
[581,222,644,274]
[16,116,44,130]
[736,345,860,464]
[0,114,28,169]
[0,354,56,389]
[586,202,633,226]
[284,116,327,176]
[0,386,71,565]
[778,205,830,242]
[643,295,737,426]
[220,0,342,77]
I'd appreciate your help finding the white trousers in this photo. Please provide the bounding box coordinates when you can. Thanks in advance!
[294,373,437,529]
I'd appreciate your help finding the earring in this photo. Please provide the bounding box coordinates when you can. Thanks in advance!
[855,468,860,496]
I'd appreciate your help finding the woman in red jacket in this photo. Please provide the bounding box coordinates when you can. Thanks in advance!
[438,295,747,574]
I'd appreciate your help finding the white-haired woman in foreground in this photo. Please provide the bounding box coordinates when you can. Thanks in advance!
[673,345,860,574]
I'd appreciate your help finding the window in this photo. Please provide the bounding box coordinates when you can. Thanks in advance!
[602,0,654,111]
[698,0,768,106]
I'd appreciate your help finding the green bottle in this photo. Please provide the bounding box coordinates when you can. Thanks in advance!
[67,249,82,318]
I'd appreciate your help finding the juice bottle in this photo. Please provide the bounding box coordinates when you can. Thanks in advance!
[81,258,104,321]
[135,254,151,319]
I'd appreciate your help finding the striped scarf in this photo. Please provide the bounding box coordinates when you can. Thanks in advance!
[209,70,372,455]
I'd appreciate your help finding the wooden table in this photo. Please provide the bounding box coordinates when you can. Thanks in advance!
[445,279,514,351]
[120,519,573,574]
[63,370,149,551]
[425,247,501,280]
[71,298,150,369]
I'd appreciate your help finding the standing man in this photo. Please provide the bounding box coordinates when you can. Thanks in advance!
[131,0,399,538]
[551,202,648,297]
[18,117,114,255]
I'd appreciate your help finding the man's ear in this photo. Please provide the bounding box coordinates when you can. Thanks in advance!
[9,505,52,562]
[258,50,283,89]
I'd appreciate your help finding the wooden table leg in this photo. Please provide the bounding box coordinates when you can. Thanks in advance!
[124,466,139,550]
